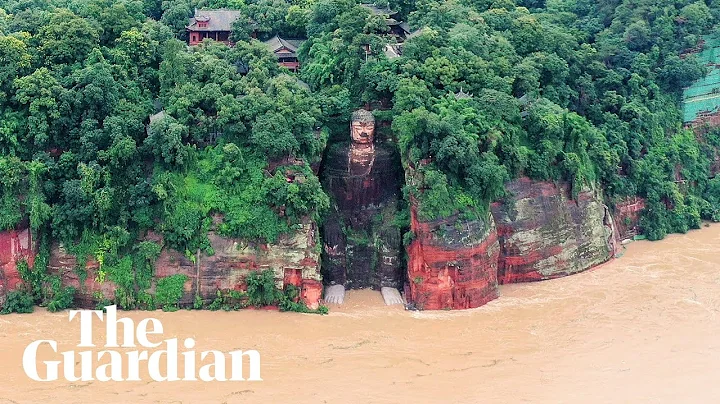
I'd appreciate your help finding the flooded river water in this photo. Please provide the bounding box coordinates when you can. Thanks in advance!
[2,224,720,403]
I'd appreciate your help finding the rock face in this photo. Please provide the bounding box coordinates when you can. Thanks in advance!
[48,245,115,308]
[406,206,500,310]
[403,176,620,310]
[48,222,323,309]
[490,177,617,284]
[153,223,322,309]
[8,175,625,312]
[321,141,404,290]
[614,197,646,240]
[0,228,34,301]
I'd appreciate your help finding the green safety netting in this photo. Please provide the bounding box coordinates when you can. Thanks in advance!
[683,33,720,123]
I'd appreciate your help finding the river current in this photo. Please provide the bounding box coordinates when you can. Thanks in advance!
[2,224,720,403]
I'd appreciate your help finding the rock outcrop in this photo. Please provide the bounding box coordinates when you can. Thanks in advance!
[5,175,627,312]
[48,245,116,308]
[490,177,617,284]
[48,222,323,309]
[152,223,322,309]
[614,197,646,240]
[406,206,500,310]
[0,228,34,301]
[403,176,620,309]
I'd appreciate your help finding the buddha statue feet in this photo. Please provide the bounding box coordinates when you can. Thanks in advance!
[324,284,346,305]
[381,287,404,306]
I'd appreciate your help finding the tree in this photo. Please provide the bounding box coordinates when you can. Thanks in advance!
[36,9,100,66]
[145,115,191,166]
[0,33,31,93]
[14,67,64,149]
[679,2,713,35]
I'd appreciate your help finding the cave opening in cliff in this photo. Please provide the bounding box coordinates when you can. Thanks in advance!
[317,109,409,306]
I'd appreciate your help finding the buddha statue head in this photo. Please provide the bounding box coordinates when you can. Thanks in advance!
[350,109,375,145]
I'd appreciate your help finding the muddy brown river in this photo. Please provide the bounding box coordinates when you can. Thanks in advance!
[2,224,720,403]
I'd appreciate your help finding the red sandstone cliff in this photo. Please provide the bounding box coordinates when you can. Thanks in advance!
[47,245,117,308]
[0,228,35,302]
[151,224,322,309]
[403,173,621,309]
[47,221,323,310]
[407,206,500,310]
[614,197,646,240]
[490,177,618,284]
[4,178,633,312]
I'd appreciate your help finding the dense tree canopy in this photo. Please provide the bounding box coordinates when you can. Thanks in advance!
[0,0,719,276]
[0,0,331,268]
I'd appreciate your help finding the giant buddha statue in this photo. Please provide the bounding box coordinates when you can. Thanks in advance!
[321,109,404,305]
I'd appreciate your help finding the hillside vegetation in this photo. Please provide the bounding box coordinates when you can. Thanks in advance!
[0,0,719,267]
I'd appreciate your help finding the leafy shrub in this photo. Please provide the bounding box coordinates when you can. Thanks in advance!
[207,289,248,311]
[246,270,283,307]
[193,293,203,310]
[1,291,35,314]
[278,284,328,314]
[47,286,76,312]
[93,291,113,311]
[155,274,188,312]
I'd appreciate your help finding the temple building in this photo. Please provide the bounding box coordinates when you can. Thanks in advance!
[360,4,412,40]
[186,9,242,46]
[186,9,305,72]
[263,36,305,72]
[383,28,424,59]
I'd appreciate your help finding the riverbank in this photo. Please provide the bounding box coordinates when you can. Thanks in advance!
[2,223,720,403]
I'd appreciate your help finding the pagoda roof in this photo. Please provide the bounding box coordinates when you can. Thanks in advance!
[187,9,243,32]
[263,35,305,58]
[454,88,473,100]
[406,27,426,40]
[360,4,398,17]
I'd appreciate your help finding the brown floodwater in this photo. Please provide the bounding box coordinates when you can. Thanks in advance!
[2,224,720,403]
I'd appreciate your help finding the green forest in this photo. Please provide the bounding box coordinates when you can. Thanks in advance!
[1,0,720,310]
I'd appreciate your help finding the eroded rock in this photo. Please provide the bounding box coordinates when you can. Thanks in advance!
[153,223,322,309]
[490,177,617,284]
[48,245,115,308]
[614,197,646,240]
[0,228,35,302]
[406,206,500,310]
[48,221,323,310]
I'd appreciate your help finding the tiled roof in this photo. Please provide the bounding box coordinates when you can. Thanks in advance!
[149,110,165,123]
[263,35,306,58]
[360,4,398,16]
[406,27,425,40]
[187,9,243,32]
